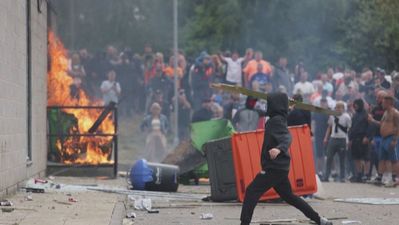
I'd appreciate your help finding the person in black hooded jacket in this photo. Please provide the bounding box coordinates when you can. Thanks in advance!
[240,93,332,225]
[349,99,372,182]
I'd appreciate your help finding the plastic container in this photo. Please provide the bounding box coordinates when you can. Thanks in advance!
[190,119,235,178]
[204,137,237,202]
[231,125,317,202]
[130,159,179,192]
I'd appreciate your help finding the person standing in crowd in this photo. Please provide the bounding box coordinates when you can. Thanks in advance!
[163,55,184,88]
[100,70,121,106]
[106,45,122,66]
[177,89,192,141]
[191,54,214,110]
[192,98,213,123]
[348,99,371,182]
[232,96,266,132]
[68,52,87,99]
[287,94,311,128]
[218,51,245,86]
[223,93,242,121]
[293,71,315,101]
[392,73,399,106]
[243,51,272,87]
[293,60,305,83]
[250,64,272,92]
[368,95,399,187]
[116,52,136,117]
[240,93,332,225]
[320,73,334,96]
[322,101,351,182]
[148,63,174,114]
[273,56,293,95]
[368,90,387,179]
[376,68,391,90]
[140,102,170,162]
[336,72,358,102]
[131,53,145,113]
[211,54,225,83]
[359,69,376,105]
[313,99,330,177]
[142,44,155,85]
[242,48,254,69]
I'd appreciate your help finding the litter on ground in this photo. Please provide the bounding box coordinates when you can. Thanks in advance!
[334,198,399,205]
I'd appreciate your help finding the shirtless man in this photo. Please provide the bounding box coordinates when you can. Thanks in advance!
[369,95,399,187]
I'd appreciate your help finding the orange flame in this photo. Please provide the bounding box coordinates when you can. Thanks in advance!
[48,31,114,165]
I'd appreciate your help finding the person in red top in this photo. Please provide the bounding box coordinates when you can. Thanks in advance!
[243,51,272,87]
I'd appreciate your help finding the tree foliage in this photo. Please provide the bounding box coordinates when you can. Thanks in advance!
[52,0,399,72]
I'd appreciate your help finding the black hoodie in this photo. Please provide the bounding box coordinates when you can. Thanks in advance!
[349,99,372,140]
[261,93,292,171]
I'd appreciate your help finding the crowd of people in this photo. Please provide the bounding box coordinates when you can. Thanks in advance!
[66,45,399,187]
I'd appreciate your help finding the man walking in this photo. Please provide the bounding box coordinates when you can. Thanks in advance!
[240,93,332,225]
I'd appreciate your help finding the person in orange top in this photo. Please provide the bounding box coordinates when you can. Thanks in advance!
[163,56,184,88]
[243,51,272,87]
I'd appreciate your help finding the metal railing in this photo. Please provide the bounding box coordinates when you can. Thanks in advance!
[46,105,118,177]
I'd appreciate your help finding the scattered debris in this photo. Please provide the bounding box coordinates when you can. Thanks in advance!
[68,197,78,203]
[119,189,206,202]
[200,213,213,220]
[126,212,136,218]
[53,200,72,205]
[34,178,48,184]
[48,176,55,180]
[0,200,13,206]
[147,209,159,214]
[133,198,152,210]
[334,198,399,205]
[118,171,128,178]
[342,220,362,224]
[25,195,33,201]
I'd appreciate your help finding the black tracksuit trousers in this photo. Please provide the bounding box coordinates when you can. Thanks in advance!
[240,169,321,225]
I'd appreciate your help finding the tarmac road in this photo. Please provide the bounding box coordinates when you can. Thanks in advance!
[129,182,398,225]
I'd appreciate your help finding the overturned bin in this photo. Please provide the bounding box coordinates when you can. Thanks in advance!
[130,159,179,192]
[191,119,235,178]
[204,137,237,202]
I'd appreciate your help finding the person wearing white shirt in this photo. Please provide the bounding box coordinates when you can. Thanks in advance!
[101,70,121,105]
[293,72,315,99]
[219,51,244,86]
[322,102,352,182]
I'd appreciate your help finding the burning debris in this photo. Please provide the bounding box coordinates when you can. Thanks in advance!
[47,31,116,166]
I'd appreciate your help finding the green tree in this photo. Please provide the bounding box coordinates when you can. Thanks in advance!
[339,0,399,70]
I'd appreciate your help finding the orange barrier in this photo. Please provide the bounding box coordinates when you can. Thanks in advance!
[231,125,317,202]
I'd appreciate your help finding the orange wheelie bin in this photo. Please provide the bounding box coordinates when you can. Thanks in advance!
[231,125,317,202]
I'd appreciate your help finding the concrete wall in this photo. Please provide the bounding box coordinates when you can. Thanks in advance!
[0,0,47,196]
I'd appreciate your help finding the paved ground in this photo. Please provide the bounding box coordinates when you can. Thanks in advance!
[2,117,398,225]
[126,182,399,225]
[0,177,126,225]
[1,176,397,225]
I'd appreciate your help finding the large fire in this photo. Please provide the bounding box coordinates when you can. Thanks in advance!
[47,31,114,165]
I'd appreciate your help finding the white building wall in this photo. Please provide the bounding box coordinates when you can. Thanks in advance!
[0,0,47,197]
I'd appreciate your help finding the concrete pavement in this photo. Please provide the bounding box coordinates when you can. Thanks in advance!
[0,177,398,225]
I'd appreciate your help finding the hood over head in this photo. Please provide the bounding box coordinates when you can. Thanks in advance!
[267,93,289,118]
[245,96,258,109]
[353,98,365,112]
